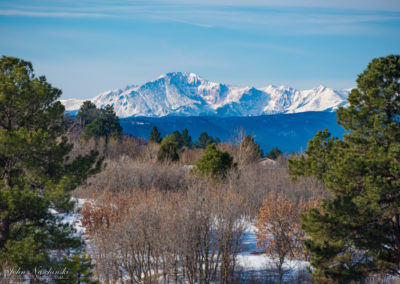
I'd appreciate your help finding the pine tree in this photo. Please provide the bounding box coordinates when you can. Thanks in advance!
[288,55,400,282]
[169,129,192,149]
[180,129,192,148]
[58,251,98,284]
[149,126,162,143]
[0,56,102,279]
[171,130,183,148]
[193,144,233,179]
[76,101,100,127]
[194,132,219,149]
[265,146,282,160]
[82,104,122,150]
[157,134,179,162]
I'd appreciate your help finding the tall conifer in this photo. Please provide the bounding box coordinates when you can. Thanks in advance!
[149,126,162,143]
[289,55,400,282]
[0,56,102,280]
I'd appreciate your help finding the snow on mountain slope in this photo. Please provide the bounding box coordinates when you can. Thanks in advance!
[61,98,85,111]
[61,72,350,117]
[286,85,349,113]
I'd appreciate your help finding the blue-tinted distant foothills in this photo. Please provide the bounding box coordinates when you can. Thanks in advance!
[0,0,399,99]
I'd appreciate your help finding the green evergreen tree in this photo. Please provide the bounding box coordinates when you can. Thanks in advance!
[0,56,102,279]
[265,146,282,160]
[157,134,179,162]
[171,130,183,149]
[180,129,192,148]
[169,129,192,149]
[193,144,233,179]
[76,101,100,127]
[82,104,122,149]
[288,55,400,282]
[194,132,219,149]
[57,251,98,284]
[149,126,162,143]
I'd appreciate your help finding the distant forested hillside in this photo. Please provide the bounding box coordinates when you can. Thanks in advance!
[119,111,344,153]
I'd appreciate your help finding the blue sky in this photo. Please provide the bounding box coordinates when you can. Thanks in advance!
[1,0,399,99]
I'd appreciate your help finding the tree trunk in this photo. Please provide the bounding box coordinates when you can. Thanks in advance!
[0,163,11,249]
[278,267,283,284]
[393,214,400,257]
[0,215,10,248]
[104,135,109,156]
[4,159,12,188]
[277,255,285,284]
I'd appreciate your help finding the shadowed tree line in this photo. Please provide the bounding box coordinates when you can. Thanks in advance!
[151,125,282,164]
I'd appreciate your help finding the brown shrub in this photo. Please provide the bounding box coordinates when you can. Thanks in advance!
[179,147,204,165]
[74,156,189,197]
[223,163,328,218]
[67,134,146,161]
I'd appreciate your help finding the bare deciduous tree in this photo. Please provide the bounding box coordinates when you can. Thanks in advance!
[255,193,318,284]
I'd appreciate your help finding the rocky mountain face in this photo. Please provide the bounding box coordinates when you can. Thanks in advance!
[61,72,350,118]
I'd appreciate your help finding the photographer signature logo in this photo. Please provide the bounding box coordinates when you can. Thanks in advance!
[0,266,70,280]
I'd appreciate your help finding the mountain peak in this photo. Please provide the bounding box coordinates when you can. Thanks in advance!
[155,71,204,81]
[61,73,350,117]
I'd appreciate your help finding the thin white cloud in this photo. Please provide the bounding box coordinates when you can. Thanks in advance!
[125,6,400,35]
[233,41,310,56]
[152,0,400,12]
[0,9,107,18]
[1,2,399,35]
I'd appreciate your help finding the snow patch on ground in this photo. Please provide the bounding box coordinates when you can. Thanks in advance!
[237,223,310,281]
[51,198,87,238]
[58,199,310,281]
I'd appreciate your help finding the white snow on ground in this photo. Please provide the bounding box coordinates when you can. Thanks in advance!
[53,199,398,282]
[237,223,310,280]
[57,199,310,281]
[51,198,87,238]
[237,224,269,270]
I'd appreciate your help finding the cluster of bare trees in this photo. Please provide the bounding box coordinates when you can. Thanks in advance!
[75,153,326,215]
[71,133,327,283]
[81,185,246,283]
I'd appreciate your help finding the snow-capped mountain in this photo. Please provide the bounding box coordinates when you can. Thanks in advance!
[61,72,350,118]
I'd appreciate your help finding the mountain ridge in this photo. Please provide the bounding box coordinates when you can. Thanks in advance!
[61,72,350,118]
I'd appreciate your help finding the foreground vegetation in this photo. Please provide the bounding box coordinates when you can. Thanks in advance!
[72,137,323,283]
[1,54,399,283]
[289,55,400,282]
[0,56,102,282]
